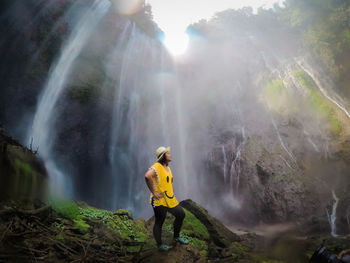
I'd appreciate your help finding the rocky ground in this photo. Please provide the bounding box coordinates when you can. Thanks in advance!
[1,196,350,263]
[1,128,350,263]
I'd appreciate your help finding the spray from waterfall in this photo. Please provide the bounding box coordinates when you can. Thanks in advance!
[27,0,110,197]
[222,145,227,183]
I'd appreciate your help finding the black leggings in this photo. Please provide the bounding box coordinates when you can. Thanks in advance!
[152,204,185,246]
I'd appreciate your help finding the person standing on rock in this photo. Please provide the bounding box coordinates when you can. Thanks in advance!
[144,146,189,251]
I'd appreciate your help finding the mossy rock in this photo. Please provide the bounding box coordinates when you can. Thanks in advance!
[293,69,342,135]
[0,132,47,201]
[114,208,133,220]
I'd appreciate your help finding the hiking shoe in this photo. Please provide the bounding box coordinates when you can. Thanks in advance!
[174,237,189,245]
[158,244,172,251]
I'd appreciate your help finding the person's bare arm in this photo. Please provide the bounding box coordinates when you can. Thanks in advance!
[145,169,163,199]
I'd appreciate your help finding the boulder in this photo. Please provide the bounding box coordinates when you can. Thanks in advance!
[180,199,240,248]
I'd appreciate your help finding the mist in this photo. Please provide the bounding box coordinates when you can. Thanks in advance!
[1,0,350,240]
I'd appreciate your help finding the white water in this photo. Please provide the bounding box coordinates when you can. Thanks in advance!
[303,130,320,152]
[109,22,136,170]
[222,145,227,183]
[279,155,292,169]
[271,117,297,164]
[27,0,110,196]
[296,58,350,119]
[230,147,241,194]
[326,190,339,237]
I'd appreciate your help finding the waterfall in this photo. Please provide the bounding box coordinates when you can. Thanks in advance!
[326,190,339,237]
[303,130,320,152]
[279,155,292,169]
[271,117,297,164]
[222,145,227,183]
[230,147,241,194]
[109,22,136,171]
[107,23,182,212]
[27,0,110,196]
[296,58,350,119]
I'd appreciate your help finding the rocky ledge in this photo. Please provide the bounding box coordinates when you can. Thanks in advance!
[1,129,349,262]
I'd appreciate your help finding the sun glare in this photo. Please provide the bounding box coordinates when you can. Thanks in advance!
[163,32,189,56]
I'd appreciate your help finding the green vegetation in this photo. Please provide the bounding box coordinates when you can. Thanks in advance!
[293,70,342,134]
[163,208,210,251]
[14,158,36,177]
[181,209,210,240]
[49,198,148,241]
[49,199,90,232]
[281,0,350,93]
[264,78,289,113]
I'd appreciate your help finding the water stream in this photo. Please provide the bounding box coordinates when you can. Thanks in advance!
[326,190,339,237]
[27,0,110,196]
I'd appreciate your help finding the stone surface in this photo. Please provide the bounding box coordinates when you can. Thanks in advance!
[180,199,241,248]
[0,129,48,201]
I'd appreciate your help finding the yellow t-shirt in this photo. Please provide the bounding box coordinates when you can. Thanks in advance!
[149,162,179,208]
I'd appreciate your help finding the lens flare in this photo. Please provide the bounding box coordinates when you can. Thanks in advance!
[113,0,142,15]
[163,32,189,56]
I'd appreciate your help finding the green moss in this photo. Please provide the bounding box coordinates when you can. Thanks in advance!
[232,241,250,253]
[50,199,80,220]
[126,245,142,253]
[293,70,342,134]
[14,159,35,176]
[184,236,208,251]
[49,198,149,241]
[114,209,132,219]
[263,78,290,114]
[49,199,89,232]
[80,206,111,221]
[107,215,148,242]
[162,208,209,251]
[55,233,65,240]
[73,218,90,232]
[181,209,210,240]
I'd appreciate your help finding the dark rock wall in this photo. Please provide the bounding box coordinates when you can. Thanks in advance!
[0,128,48,201]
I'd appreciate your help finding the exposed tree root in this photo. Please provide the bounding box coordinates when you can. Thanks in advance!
[0,202,141,262]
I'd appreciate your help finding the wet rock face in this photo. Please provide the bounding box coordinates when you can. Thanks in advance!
[204,122,350,235]
[204,131,328,228]
[0,129,48,201]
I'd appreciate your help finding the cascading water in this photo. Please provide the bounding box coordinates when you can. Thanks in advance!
[221,145,227,183]
[107,22,185,214]
[27,0,110,197]
[271,116,297,164]
[296,57,350,119]
[326,190,339,237]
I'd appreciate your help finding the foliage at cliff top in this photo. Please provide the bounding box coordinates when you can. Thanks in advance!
[281,0,350,82]
[189,0,350,97]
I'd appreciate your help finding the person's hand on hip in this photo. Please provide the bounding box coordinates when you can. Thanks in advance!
[153,192,163,199]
